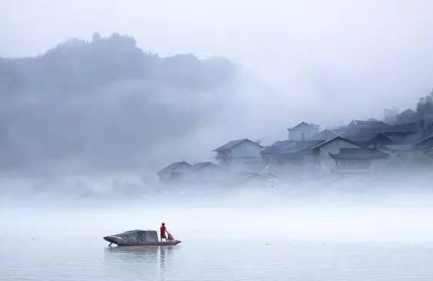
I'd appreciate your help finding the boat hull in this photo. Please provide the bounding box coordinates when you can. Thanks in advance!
[104,235,181,246]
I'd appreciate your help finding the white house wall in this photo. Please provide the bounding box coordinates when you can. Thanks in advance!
[230,142,262,159]
[288,125,319,141]
[317,139,360,171]
[225,142,263,172]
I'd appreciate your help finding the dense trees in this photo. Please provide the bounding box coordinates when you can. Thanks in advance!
[416,90,433,121]
[383,90,433,124]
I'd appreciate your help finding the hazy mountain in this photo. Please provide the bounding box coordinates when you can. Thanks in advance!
[0,33,237,173]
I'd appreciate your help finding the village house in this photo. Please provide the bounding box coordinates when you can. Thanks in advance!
[214,139,263,171]
[329,148,390,170]
[366,131,423,157]
[179,162,229,186]
[335,119,428,147]
[191,162,225,178]
[309,136,361,171]
[157,161,192,183]
[157,115,432,184]
[413,135,433,150]
[395,109,418,124]
[311,129,339,141]
[335,119,394,143]
[412,135,433,159]
[261,136,361,171]
[261,139,324,167]
[287,122,320,141]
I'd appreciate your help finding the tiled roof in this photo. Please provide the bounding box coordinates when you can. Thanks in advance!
[214,139,262,152]
[193,162,221,170]
[310,136,360,149]
[157,161,191,174]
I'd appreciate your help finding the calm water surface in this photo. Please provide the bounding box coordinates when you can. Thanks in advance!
[2,199,433,281]
[2,231,433,280]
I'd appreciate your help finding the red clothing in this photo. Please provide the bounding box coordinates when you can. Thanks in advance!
[160,225,166,235]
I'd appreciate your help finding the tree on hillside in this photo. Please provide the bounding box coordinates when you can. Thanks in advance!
[416,89,433,122]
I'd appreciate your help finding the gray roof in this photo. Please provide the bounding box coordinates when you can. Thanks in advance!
[311,129,339,140]
[367,133,395,145]
[392,122,419,133]
[261,140,292,154]
[400,109,417,115]
[280,140,324,154]
[330,148,389,160]
[310,136,360,150]
[157,161,191,175]
[414,135,433,148]
[383,131,422,145]
[193,162,221,170]
[289,122,318,130]
[262,139,325,155]
[214,139,262,152]
[347,119,393,128]
[341,132,381,143]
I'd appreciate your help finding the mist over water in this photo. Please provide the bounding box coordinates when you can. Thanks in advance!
[2,174,433,280]
[1,1,433,280]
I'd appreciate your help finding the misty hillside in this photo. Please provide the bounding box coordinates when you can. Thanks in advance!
[0,33,237,173]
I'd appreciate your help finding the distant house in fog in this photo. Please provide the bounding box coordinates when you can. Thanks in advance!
[214,139,263,171]
[335,119,426,146]
[311,129,339,141]
[261,136,360,170]
[391,122,419,134]
[175,162,229,186]
[191,162,225,177]
[336,119,394,138]
[346,119,393,130]
[367,133,395,147]
[414,135,433,151]
[396,109,418,124]
[287,122,320,141]
[413,135,433,160]
[365,131,423,156]
[329,148,390,170]
[157,161,192,183]
[261,139,323,167]
[309,136,361,170]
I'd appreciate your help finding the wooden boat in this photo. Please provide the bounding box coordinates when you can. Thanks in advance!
[103,230,181,247]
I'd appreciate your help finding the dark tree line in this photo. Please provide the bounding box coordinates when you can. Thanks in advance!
[416,90,433,121]
[384,90,433,124]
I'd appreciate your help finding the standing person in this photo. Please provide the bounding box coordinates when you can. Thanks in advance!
[160,223,167,241]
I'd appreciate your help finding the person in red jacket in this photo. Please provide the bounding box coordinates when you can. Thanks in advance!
[160,223,167,241]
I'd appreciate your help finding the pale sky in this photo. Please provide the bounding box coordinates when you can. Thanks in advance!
[1,0,433,123]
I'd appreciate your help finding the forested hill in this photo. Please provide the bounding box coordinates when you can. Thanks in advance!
[0,33,236,173]
[0,32,234,93]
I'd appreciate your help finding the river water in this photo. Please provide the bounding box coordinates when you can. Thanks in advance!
[2,191,433,281]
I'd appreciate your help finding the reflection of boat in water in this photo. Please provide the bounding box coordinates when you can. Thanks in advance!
[103,230,181,247]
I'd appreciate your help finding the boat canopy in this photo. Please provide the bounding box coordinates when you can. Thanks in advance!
[115,230,159,243]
